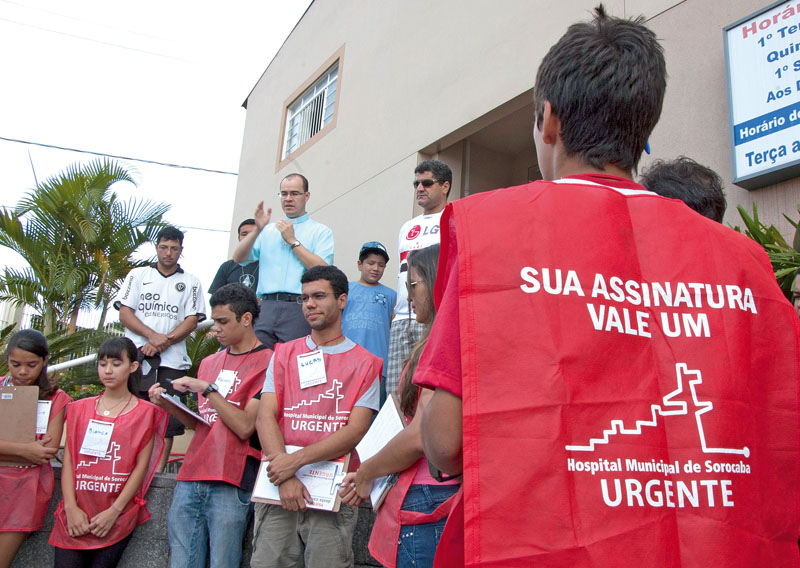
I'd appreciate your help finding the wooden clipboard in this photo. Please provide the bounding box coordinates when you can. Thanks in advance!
[251,446,350,512]
[0,385,40,466]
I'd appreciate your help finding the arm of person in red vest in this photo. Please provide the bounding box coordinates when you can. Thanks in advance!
[171,377,259,439]
[88,434,155,538]
[339,389,433,506]
[0,405,63,465]
[147,382,198,430]
[421,389,463,476]
[256,392,312,511]
[61,444,90,538]
[265,406,374,487]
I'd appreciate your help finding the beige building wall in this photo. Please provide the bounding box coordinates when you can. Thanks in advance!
[232,0,800,286]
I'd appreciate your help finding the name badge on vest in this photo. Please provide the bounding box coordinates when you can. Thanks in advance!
[79,419,114,457]
[36,400,52,435]
[215,369,237,398]
[297,350,327,389]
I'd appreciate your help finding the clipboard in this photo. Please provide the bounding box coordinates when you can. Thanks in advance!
[251,445,350,512]
[160,392,211,426]
[355,394,407,510]
[0,385,40,466]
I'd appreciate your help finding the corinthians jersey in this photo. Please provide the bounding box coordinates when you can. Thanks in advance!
[114,265,206,370]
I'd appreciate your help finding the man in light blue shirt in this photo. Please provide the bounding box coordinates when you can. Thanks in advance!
[233,173,334,348]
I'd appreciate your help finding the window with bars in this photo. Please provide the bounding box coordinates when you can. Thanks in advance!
[282,62,338,160]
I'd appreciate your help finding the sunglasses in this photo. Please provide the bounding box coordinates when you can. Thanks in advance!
[412,179,439,189]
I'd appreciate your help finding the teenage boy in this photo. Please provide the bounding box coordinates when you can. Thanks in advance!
[342,241,396,405]
[115,225,206,471]
[208,219,260,294]
[148,283,272,568]
[416,7,799,567]
[251,265,382,568]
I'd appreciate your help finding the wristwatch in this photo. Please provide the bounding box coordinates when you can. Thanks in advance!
[290,240,301,249]
[202,383,219,397]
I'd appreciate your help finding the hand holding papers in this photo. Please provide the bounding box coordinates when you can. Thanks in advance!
[354,395,406,510]
[252,445,349,512]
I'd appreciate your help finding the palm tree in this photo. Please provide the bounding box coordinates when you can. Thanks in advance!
[0,158,170,333]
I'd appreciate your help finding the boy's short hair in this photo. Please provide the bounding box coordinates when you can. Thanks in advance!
[640,157,727,223]
[210,283,261,321]
[533,5,666,172]
[301,265,348,299]
[238,218,256,232]
[156,225,184,245]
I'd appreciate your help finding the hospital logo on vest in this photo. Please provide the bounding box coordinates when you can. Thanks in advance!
[564,363,750,510]
[175,282,186,292]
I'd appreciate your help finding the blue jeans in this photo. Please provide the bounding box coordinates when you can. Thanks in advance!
[167,480,253,568]
[397,484,460,568]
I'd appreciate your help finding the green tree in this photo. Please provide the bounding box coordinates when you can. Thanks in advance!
[0,158,170,334]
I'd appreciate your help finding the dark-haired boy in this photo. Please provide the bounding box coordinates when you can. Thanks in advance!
[640,156,727,222]
[416,6,799,566]
[342,241,396,405]
[251,265,382,568]
[148,283,272,568]
[208,219,261,294]
[115,225,206,470]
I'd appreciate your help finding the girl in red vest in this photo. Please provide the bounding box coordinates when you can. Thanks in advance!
[49,337,167,567]
[0,330,71,568]
[339,245,459,568]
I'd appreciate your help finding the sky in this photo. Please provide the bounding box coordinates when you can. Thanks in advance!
[0,0,312,326]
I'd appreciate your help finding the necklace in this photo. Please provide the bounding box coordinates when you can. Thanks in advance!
[98,392,132,417]
[310,333,343,349]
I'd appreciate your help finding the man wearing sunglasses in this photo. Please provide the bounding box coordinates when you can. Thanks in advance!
[233,173,334,350]
[386,160,452,399]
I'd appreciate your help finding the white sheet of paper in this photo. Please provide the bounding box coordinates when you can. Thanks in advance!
[355,395,406,508]
[297,350,327,389]
[79,419,114,457]
[160,393,211,426]
[36,400,52,435]
[252,445,347,511]
[215,369,237,398]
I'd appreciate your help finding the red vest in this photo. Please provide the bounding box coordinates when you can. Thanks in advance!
[49,397,168,549]
[439,177,800,567]
[0,388,72,531]
[178,346,272,486]
[273,337,381,466]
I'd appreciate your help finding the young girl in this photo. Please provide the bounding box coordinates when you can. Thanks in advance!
[339,245,460,568]
[0,329,72,568]
[49,337,168,568]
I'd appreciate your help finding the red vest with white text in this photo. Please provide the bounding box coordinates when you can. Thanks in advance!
[178,346,272,486]
[49,397,167,549]
[440,177,800,567]
[273,337,381,464]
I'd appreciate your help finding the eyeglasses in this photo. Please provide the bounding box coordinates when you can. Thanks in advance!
[157,245,182,253]
[297,292,334,304]
[278,191,306,199]
[405,281,420,294]
[412,179,439,189]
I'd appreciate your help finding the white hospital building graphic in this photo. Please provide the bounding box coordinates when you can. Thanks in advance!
[284,379,350,415]
[566,363,749,458]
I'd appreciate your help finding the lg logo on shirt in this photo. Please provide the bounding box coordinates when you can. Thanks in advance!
[405,224,439,240]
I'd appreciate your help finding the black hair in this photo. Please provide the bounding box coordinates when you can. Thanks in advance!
[97,337,141,394]
[210,283,261,321]
[282,173,309,192]
[238,219,256,232]
[156,225,184,245]
[640,157,726,223]
[399,244,440,417]
[5,329,54,400]
[359,249,389,263]
[301,265,348,298]
[533,5,666,172]
[414,160,453,188]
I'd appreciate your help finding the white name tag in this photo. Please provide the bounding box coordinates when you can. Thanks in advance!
[36,400,52,435]
[215,369,237,398]
[79,419,114,457]
[297,350,327,389]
